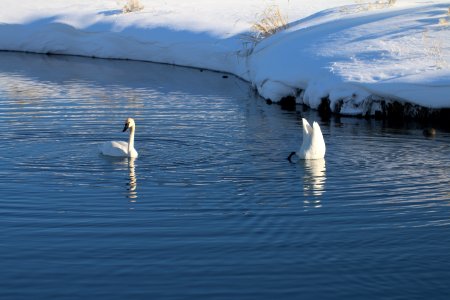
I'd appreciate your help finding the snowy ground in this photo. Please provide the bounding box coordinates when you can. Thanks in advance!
[0,0,449,116]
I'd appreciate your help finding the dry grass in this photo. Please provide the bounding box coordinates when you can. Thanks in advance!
[243,5,289,46]
[369,0,396,9]
[122,0,144,13]
[438,18,448,26]
[347,0,397,12]
[252,5,289,40]
[363,0,396,7]
[438,7,450,26]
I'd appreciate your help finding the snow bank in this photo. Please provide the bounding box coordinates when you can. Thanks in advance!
[0,0,449,115]
[249,2,450,114]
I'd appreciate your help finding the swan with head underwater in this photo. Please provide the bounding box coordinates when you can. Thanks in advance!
[288,118,325,162]
[100,117,138,158]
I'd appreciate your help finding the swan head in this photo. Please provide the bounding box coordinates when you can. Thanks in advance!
[123,118,136,132]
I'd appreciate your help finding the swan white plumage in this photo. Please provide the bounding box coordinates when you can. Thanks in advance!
[100,118,138,158]
[288,118,326,161]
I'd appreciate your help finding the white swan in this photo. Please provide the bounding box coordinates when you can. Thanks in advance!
[100,118,138,158]
[288,118,326,161]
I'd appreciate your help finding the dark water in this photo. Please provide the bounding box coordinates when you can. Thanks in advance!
[0,52,449,300]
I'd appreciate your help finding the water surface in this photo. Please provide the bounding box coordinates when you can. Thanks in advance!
[0,52,449,300]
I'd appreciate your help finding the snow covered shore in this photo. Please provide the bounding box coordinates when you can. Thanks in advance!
[0,0,449,118]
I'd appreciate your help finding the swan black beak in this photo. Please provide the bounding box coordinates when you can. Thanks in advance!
[287,151,296,163]
[123,122,129,132]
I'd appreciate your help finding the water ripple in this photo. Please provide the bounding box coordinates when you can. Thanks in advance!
[1,52,449,300]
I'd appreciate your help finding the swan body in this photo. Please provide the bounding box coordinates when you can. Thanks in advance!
[288,118,325,161]
[100,118,138,158]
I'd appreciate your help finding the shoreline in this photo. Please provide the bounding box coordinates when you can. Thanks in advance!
[2,48,449,129]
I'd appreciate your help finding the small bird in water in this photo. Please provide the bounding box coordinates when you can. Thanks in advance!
[288,118,326,162]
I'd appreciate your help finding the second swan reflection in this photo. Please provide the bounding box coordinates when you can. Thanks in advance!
[303,159,326,209]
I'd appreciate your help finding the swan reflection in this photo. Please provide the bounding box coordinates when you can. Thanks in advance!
[303,158,326,208]
[127,157,137,200]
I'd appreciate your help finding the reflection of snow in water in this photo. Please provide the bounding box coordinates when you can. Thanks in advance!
[303,158,326,209]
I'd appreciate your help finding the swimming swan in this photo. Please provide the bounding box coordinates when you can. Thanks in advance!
[288,118,325,162]
[100,118,138,158]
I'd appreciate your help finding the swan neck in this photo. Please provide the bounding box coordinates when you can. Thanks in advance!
[128,125,135,152]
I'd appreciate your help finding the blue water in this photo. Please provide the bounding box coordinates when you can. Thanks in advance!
[0,52,449,300]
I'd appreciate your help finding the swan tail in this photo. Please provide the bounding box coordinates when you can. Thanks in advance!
[302,118,313,137]
[312,121,323,136]
[312,122,325,146]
